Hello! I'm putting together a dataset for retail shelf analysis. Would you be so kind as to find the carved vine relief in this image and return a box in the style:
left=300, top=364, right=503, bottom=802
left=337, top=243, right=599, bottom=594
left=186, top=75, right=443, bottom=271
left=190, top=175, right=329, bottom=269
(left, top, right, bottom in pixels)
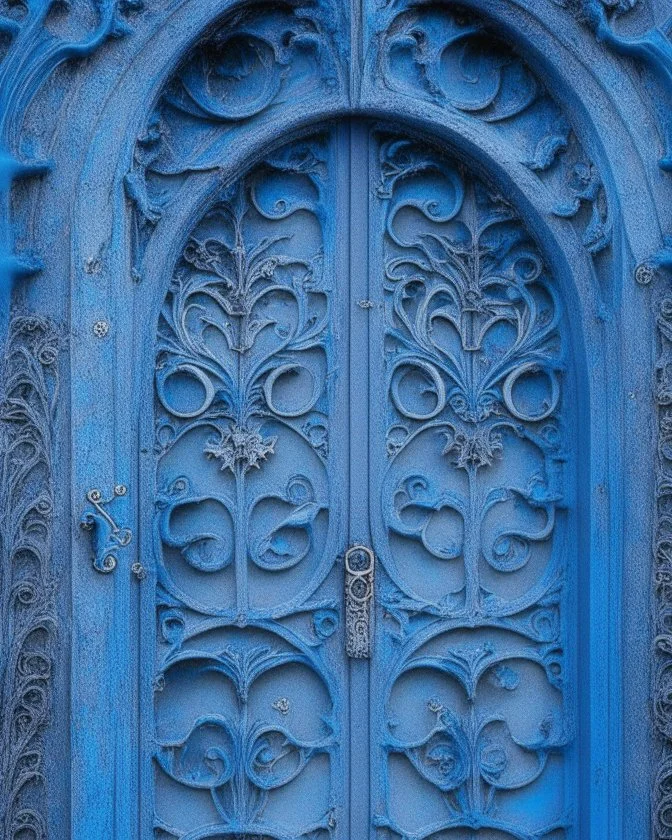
left=152, top=134, right=342, bottom=839
left=371, top=136, right=572, bottom=839
left=0, top=318, right=59, bottom=840
left=653, top=298, right=672, bottom=840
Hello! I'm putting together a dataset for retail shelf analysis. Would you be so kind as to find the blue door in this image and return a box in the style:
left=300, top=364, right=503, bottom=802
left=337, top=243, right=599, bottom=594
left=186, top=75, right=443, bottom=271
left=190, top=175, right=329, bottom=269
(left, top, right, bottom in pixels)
left=138, top=119, right=578, bottom=839
left=4, top=1, right=664, bottom=838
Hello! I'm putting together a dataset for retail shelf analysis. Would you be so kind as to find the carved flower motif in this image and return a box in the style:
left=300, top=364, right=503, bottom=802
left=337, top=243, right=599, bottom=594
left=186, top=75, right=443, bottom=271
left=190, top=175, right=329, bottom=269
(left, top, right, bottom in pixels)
left=205, top=424, right=277, bottom=474
left=442, top=427, right=503, bottom=470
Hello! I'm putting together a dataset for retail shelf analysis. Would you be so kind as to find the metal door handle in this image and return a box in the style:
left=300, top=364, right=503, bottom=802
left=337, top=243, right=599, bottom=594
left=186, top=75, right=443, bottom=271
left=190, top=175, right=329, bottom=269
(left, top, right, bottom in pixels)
left=345, top=544, right=374, bottom=658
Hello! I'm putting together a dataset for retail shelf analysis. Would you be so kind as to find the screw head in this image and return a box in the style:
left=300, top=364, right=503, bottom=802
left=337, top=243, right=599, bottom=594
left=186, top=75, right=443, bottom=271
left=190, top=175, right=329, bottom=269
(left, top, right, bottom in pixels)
left=635, top=263, right=655, bottom=285
left=131, top=562, right=146, bottom=580
left=93, top=320, right=110, bottom=338
left=114, top=484, right=127, bottom=496
left=102, top=555, right=117, bottom=572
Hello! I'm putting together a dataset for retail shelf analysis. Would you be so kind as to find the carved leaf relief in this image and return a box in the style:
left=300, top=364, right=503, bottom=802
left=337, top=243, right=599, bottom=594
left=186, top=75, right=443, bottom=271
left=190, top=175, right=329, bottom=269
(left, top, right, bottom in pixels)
left=152, top=133, right=343, bottom=839
left=372, top=135, right=574, bottom=838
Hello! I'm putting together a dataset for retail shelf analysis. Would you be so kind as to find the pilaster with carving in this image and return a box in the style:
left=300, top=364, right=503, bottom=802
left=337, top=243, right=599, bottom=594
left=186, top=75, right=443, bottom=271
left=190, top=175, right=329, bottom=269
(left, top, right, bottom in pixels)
left=0, top=317, right=59, bottom=840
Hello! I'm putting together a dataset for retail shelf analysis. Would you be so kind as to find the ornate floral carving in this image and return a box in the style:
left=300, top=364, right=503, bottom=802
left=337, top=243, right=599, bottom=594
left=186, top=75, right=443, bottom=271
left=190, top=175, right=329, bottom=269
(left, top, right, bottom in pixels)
left=152, top=135, right=340, bottom=838
left=205, top=423, right=277, bottom=474
left=373, top=136, right=571, bottom=837
left=0, top=317, right=59, bottom=840
left=374, top=3, right=611, bottom=256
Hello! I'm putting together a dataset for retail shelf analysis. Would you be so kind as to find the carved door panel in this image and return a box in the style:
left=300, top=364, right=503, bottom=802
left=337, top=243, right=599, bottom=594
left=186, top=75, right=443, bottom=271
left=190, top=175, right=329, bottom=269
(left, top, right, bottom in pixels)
left=141, top=121, right=576, bottom=839
left=147, top=127, right=348, bottom=840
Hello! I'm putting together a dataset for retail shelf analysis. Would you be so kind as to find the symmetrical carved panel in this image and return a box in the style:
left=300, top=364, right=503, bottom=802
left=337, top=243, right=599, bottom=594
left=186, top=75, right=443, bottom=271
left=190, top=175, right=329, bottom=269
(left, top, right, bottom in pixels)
left=152, top=132, right=344, bottom=839
left=370, top=135, right=573, bottom=838
left=0, top=317, right=59, bottom=840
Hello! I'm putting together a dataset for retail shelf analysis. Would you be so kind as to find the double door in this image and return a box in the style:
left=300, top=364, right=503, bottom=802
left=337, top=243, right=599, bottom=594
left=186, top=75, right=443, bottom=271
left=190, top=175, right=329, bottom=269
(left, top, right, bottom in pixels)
left=139, top=121, right=575, bottom=839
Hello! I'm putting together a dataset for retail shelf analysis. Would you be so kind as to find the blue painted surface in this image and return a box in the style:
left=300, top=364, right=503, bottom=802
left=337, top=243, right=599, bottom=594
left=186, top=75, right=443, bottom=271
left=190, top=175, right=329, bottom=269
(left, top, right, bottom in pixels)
left=1, top=0, right=671, bottom=838
left=144, top=114, right=576, bottom=837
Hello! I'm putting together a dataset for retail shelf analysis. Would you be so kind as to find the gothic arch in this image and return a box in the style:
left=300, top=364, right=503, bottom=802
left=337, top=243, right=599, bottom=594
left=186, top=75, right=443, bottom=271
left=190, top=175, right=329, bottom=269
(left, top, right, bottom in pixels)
left=61, top=4, right=663, bottom=838
left=1, top=1, right=668, bottom=838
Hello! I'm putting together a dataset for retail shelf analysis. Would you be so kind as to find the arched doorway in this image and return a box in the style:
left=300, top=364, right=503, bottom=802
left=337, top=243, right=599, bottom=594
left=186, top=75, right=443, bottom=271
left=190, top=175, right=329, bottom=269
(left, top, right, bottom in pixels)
left=144, top=120, right=579, bottom=839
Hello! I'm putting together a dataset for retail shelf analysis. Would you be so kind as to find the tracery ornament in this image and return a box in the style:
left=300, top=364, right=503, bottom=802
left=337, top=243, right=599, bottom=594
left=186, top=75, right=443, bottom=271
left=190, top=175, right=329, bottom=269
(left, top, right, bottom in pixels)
left=372, top=136, right=573, bottom=838
left=371, top=2, right=611, bottom=256
left=0, top=316, right=59, bottom=840
left=152, top=133, right=343, bottom=838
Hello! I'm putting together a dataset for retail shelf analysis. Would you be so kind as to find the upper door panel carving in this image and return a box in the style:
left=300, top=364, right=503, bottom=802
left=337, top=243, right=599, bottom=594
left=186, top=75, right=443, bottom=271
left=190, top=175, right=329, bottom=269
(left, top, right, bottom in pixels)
left=369, top=133, right=575, bottom=839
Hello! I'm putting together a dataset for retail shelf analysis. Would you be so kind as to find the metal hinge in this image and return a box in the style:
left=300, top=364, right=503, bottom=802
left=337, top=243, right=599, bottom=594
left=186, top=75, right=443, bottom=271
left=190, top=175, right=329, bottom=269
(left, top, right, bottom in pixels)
left=345, top=544, right=374, bottom=658
left=80, top=485, right=133, bottom=574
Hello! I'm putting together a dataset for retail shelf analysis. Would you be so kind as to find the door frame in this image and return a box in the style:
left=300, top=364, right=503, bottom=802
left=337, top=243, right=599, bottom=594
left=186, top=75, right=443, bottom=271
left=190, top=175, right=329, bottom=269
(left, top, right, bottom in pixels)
left=0, top=1, right=667, bottom=837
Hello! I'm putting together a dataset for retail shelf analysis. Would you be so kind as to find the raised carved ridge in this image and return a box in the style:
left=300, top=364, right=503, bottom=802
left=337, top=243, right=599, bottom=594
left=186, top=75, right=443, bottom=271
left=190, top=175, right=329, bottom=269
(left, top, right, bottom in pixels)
left=0, top=0, right=129, bottom=323
left=578, top=4, right=672, bottom=835
left=0, top=316, right=59, bottom=840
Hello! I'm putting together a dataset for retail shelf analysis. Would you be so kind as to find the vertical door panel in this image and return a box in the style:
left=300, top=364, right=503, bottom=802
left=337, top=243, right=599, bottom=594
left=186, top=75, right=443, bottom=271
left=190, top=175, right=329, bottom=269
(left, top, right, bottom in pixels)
left=146, top=130, right=348, bottom=839
left=369, top=132, right=577, bottom=838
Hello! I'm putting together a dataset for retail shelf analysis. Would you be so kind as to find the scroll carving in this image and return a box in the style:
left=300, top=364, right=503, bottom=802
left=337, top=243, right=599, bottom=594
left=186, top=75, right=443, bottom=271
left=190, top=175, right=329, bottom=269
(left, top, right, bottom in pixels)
left=0, top=317, right=59, bottom=840
left=372, top=136, right=573, bottom=838
left=152, top=133, right=343, bottom=839
left=126, top=1, right=346, bottom=277
left=374, top=3, right=611, bottom=256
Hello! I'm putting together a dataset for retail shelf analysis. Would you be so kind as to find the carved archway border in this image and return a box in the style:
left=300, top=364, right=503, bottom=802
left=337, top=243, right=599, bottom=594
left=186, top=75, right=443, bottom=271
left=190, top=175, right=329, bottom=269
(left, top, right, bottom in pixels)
left=0, top=1, right=664, bottom=837
left=64, top=4, right=662, bottom=838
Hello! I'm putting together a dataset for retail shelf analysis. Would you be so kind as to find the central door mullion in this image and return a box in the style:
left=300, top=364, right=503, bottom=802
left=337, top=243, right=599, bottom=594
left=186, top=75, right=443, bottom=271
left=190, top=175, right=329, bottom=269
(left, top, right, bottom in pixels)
left=346, top=119, right=372, bottom=839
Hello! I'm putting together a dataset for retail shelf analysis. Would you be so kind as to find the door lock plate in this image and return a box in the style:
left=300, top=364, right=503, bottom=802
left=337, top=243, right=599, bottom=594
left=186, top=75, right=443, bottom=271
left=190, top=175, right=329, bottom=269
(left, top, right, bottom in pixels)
left=345, top=544, right=374, bottom=658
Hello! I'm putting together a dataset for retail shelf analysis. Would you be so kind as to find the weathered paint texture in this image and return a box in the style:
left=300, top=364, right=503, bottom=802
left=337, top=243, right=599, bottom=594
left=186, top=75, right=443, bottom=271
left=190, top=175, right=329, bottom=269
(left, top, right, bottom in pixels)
left=0, top=0, right=671, bottom=838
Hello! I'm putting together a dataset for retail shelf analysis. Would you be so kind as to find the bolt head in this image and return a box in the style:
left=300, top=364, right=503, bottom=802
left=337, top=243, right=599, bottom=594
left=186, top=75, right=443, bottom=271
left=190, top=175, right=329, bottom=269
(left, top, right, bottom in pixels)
left=102, top=555, right=117, bottom=572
